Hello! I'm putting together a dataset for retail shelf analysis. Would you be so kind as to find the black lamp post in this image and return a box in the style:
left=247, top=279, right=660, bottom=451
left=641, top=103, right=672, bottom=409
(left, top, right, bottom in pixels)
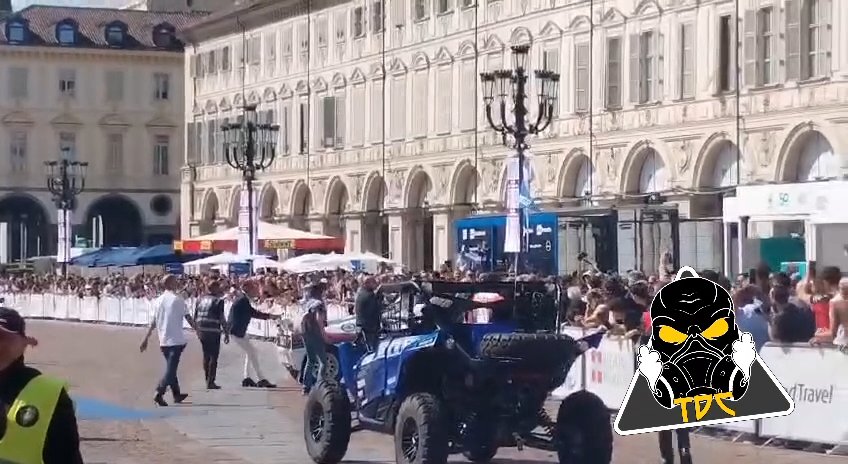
left=45, top=149, right=88, bottom=276
left=480, top=45, right=560, bottom=272
left=221, top=104, right=279, bottom=256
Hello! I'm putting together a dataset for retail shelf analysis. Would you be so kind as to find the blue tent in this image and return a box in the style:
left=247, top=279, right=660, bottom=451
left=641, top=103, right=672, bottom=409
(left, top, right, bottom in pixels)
left=135, top=244, right=206, bottom=265
left=69, top=248, right=134, bottom=267
left=93, top=248, right=142, bottom=267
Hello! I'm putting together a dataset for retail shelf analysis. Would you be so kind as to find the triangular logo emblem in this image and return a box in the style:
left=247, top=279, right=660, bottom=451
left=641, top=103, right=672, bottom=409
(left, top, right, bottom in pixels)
left=614, top=267, right=795, bottom=435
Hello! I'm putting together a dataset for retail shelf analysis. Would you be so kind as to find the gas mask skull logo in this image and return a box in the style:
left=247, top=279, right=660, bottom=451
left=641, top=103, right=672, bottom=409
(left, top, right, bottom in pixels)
left=638, top=267, right=756, bottom=409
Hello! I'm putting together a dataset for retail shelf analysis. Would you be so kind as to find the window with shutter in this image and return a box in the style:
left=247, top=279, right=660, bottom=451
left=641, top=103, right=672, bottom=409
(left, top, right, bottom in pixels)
left=743, top=10, right=757, bottom=87
left=298, top=22, right=309, bottom=51
left=391, top=76, right=407, bottom=140
left=322, top=96, right=336, bottom=148
left=436, top=0, right=451, bottom=14
left=393, top=0, right=406, bottom=27
left=679, top=23, right=695, bottom=99
left=717, top=15, right=734, bottom=92
left=221, top=46, right=231, bottom=71
left=315, top=95, right=326, bottom=149
left=105, top=70, right=124, bottom=102
left=351, top=85, right=366, bottom=146
left=574, top=43, right=590, bottom=113
left=413, top=70, right=428, bottom=136
left=799, top=0, right=832, bottom=79
left=628, top=35, right=639, bottom=103
left=207, top=50, right=217, bottom=74
left=299, top=101, right=309, bottom=153
left=206, top=119, right=217, bottom=164
left=217, top=118, right=228, bottom=163
left=335, top=11, right=347, bottom=42
left=414, top=0, right=430, bottom=21
left=756, top=7, right=775, bottom=85
left=317, top=17, right=329, bottom=47
left=107, top=133, right=123, bottom=173
left=435, top=65, right=452, bottom=134
left=353, top=7, right=365, bottom=38
left=186, top=123, right=196, bottom=164
left=459, top=59, right=475, bottom=130
left=282, top=28, right=293, bottom=56
left=606, top=37, right=622, bottom=108
left=638, top=31, right=656, bottom=103
left=371, top=80, right=385, bottom=143
left=280, top=105, right=291, bottom=154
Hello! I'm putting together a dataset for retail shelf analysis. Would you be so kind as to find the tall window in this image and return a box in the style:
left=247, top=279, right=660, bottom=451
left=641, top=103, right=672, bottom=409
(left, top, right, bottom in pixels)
left=265, top=32, right=277, bottom=76
left=436, top=0, right=451, bottom=14
left=59, top=69, right=76, bottom=98
left=153, top=73, right=170, bottom=100
left=352, top=7, right=365, bottom=38
left=679, top=23, right=695, bottom=99
left=435, top=65, right=452, bottom=134
left=412, top=69, right=428, bottom=136
left=574, top=43, right=590, bottom=113
left=414, top=0, right=430, bottom=21
left=106, top=133, right=123, bottom=172
left=59, top=132, right=76, bottom=160
left=206, top=119, right=217, bottom=164
left=8, top=67, right=28, bottom=99
left=371, top=79, right=384, bottom=143
left=321, top=95, right=345, bottom=148
left=10, top=131, right=26, bottom=173
left=280, top=103, right=291, bottom=154
left=7, top=22, right=25, bottom=43
left=458, top=59, right=475, bottom=130
left=787, top=0, right=832, bottom=81
left=316, top=17, right=328, bottom=47
left=630, top=31, right=662, bottom=104
left=606, top=37, right=622, bottom=109
left=390, top=76, right=406, bottom=140
left=717, top=15, right=734, bottom=92
left=542, top=48, right=560, bottom=116
left=153, top=135, right=170, bottom=176
left=105, top=70, right=124, bottom=102
left=745, top=7, right=776, bottom=87
left=350, top=85, right=366, bottom=146
left=372, top=1, right=385, bottom=34
left=57, top=24, right=75, bottom=44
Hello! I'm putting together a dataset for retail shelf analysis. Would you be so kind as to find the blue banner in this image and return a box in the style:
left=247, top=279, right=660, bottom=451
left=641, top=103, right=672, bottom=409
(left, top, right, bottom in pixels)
left=163, top=263, right=184, bottom=275
left=525, top=214, right=556, bottom=275
left=228, top=262, right=251, bottom=276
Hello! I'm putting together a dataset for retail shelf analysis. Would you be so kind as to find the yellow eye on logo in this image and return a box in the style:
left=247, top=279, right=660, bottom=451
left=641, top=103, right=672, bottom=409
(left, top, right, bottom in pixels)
left=702, top=318, right=729, bottom=339
left=658, top=325, right=687, bottom=344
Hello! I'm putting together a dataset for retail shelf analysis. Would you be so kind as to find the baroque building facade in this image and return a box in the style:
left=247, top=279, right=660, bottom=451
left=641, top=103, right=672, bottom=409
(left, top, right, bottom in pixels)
left=181, top=0, right=848, bottom=274
left=0, top=6, right=202, bottom=262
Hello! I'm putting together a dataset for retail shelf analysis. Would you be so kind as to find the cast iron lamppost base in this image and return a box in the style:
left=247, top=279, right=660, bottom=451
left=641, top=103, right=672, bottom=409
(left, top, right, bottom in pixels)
left=480, top=45, right=560, bottom=274
left=45, top=149, right=87, bottom=276
left=221, top=104, right=279, bottom=257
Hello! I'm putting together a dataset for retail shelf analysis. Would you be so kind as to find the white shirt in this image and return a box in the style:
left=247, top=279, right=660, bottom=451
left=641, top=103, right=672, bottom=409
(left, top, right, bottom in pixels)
left=154, top=290, right=188, bottom=347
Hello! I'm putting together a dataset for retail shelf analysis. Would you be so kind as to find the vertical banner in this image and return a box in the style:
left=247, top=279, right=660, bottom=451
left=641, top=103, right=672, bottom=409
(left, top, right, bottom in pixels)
left=502, top=152, right=536, bottom=254
left=237, top=185, right=259, bottom=256
left=57, top=209, right=71, bottom=264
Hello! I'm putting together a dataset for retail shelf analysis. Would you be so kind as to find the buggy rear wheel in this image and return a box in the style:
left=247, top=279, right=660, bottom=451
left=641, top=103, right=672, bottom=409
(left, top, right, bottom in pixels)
left=394, top=393, right=449, bottom=464
left=304, top=381, right=351, bottom=464
left=480, top=333, right=577, bottom=370
left=555, top=390, right=612, bottom=464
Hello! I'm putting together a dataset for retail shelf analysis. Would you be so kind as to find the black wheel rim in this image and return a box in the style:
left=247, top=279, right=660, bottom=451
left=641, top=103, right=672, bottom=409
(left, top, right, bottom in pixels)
left=400, top=417, right=419, bottom=462
left=309, top=403, right=325, bottom=442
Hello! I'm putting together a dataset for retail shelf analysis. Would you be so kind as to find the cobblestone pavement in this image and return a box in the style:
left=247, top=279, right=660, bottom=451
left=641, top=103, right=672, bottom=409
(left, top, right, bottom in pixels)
left=23, top=320, right=848, bottom=464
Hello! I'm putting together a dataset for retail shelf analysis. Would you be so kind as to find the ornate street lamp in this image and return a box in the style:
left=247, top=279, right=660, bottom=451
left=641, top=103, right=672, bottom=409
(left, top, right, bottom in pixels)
left=480, top=44, right=560, bottom=272
left=221, top=104, right=279, bottom=256
left=45, top=149, right=88, bottom=275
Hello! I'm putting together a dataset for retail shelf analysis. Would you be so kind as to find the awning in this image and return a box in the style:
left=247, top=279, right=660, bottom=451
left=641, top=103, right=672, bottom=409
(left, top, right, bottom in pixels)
left=176, top=221, right=344, bottom=253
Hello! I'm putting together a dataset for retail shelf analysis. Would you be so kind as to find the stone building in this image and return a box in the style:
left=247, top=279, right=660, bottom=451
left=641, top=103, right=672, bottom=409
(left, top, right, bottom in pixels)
left=181, top=0, right=848, bottom=274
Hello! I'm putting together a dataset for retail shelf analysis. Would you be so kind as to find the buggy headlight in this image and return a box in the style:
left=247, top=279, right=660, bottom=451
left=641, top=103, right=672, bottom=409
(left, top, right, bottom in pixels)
left=445, top=337, right=456, bottom=350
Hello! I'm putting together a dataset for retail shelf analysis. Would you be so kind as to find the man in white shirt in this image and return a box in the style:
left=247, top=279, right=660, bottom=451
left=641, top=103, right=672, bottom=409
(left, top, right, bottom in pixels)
left=140, top=275, right=197, bottom=406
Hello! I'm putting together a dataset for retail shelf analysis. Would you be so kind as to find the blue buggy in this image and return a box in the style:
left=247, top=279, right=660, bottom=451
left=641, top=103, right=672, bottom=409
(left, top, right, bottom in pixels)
left=303, top=280, right=612, bottom=464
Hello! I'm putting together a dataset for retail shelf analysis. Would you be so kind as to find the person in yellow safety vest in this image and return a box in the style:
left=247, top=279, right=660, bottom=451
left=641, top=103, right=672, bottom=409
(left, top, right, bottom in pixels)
left=0, top=308, right=83, bottom=464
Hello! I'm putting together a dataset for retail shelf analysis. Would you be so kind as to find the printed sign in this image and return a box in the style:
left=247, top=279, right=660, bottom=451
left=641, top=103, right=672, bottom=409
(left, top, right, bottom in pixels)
left=614, top=267, right=794, bottom=435
left=163, top=263, right=184, bottom=275
left=457, top=226, right=492, bottom=272
left=228, top=262, right=251, bottom=276
left=525, top=221, right=555, bottom=275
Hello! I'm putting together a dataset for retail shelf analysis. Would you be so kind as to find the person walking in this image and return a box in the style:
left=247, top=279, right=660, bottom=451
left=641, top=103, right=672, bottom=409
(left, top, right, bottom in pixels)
left=301, top=282, right=329, bottom=395
left=228, top=280, right=276, bottom=388
left=0, top=307, right=83, bottom=463
left=193, top=279, right=229, bottom=390
left=140, top=275, right=197, bottom=406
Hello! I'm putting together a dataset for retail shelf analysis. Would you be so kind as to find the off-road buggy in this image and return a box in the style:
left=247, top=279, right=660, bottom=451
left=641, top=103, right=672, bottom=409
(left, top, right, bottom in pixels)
left=303, top=280, right=612, bottom=464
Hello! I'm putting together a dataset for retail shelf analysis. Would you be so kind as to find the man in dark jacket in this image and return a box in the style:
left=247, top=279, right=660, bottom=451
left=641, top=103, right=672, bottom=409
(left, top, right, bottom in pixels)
left=194, top=279, right=229, bottom=389
left=0, top=308, right=83, bottom=463
left=354, top=275, right=382, bottom=350
left=228, top=280, right=276, bottom=388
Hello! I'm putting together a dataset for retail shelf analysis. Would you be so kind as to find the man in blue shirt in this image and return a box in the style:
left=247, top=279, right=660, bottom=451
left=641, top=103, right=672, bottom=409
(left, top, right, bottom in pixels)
left=228, top=280, right=276, bottom=388
left=734, top=285, right=770, bottom=352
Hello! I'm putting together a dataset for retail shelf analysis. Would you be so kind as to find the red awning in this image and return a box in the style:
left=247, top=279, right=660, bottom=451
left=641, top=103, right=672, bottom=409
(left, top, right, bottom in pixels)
left=175, top=221, right=344, bottom=253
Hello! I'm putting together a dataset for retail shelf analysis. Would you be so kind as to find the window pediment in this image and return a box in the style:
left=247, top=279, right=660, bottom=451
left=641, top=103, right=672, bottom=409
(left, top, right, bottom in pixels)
left=2, top=110, right=33, bottom=126
left=50, top=113, right=83, bottom=127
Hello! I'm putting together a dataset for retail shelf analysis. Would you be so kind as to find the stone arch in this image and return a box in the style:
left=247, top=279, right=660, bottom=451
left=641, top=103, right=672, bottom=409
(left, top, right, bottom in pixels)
left=568, top=15, right=592, bottom=31
left=620, top=140, right=672, bottom=194
left=290, top=180, right=312, bottom=217
left=233, top=93, right=244, bottom=107
left=539, top=21, right=562, bottom=39
left=601, top=7, right=627, bottom=24
left=693, top=133, right=739, bottom=188
left=263, top=87, right=277, bottom=102
left=350, top=67, right=366, bottom=84
left=557, top=149, right=593, bottom=198
left=84, top=194, right=143, bottom=247
left=0, top=194, right=50, bottom=260
left=450, top=160, right=480, bottom=205
left=457, top=40, right=476, bottom=57
left=404, top=166, right=433, bottom=209
left=482, top=33, right=504, bottom=53
left=510, top=26, right=532, bottom=46
left=389, top=57, right=407, bottom=74
left=258, top=183, right=279, bottom=220
left=370, top=62, right=385, bottom=78
left=775, top=122, right=842, bottom=182
left=362, top=171, right=386, bottom=212
left=331, top=72, right=346, bottom=88
left=411, top=52, right=430, bottom=70
left=228, top=184, right=242, bottom=224
left=325, top=177, right=349, bottom=216
left=434, top=46, right=454, bottom=64
left=201, top=189, right=219, bottom=222
left=633, top=0, right=662, bottom=16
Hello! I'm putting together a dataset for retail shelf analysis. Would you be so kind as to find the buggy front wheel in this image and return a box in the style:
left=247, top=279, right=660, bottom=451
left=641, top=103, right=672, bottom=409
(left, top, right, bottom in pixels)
left=304, top=381, right=351, bottom=464
left=555, top=390, right=612, bottom=464
left=394, top=393, right=449, bottom=464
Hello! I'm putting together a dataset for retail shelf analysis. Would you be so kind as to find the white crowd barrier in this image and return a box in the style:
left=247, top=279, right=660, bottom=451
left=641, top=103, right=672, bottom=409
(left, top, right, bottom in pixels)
left=6, top=293, right=844, bottom=447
